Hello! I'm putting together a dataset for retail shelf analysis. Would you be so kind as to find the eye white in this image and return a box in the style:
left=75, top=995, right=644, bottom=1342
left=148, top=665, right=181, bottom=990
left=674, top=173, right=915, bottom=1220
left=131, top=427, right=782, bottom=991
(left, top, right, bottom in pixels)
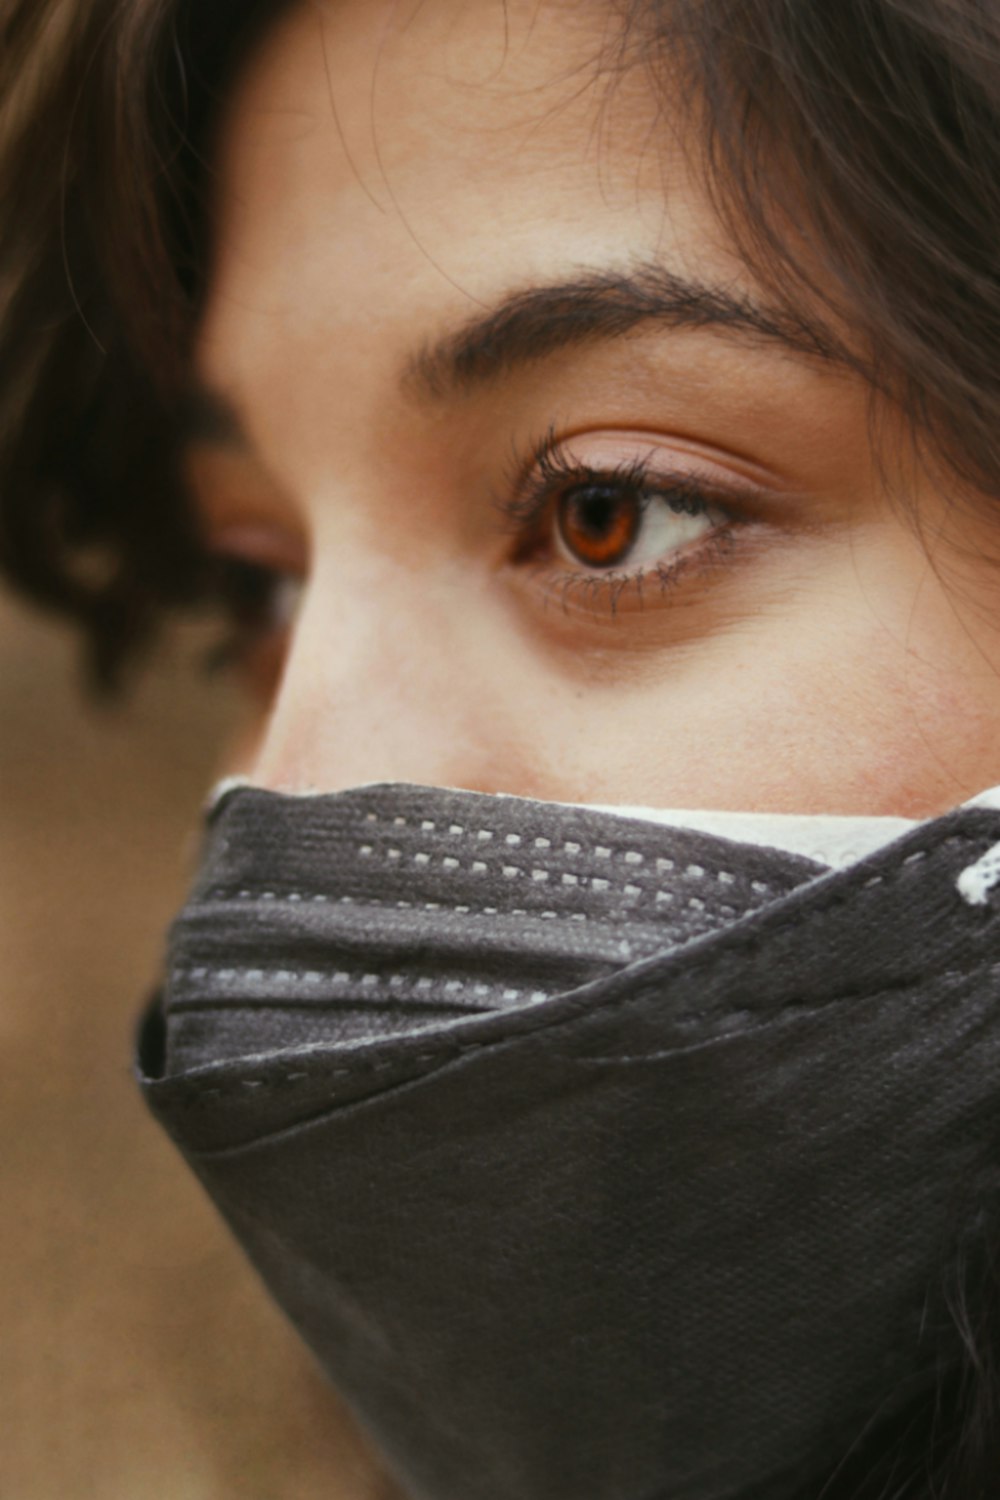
left=626, top=497, right=720, bottom=567
left=268, top=573, right=305, bottom=630
left=552, top=490, right=722, bottom=570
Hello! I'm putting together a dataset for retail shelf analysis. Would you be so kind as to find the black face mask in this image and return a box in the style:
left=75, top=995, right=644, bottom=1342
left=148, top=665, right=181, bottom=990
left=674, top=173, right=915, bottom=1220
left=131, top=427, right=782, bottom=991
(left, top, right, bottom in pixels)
left=138, top=783, right=1000, bottom=1500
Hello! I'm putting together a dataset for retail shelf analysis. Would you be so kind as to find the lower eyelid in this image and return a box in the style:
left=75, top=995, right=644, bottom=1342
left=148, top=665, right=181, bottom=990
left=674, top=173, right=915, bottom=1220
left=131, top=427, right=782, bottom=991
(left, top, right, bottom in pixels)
left=519, top=520, right=747, bottom=622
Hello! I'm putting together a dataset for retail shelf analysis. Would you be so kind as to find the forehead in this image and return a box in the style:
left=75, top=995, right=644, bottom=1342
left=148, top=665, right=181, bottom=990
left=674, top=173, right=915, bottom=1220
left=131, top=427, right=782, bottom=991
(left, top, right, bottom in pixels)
left=197, top=0, right=746, bottom=409
left=213, top=0, right=663, bottom=212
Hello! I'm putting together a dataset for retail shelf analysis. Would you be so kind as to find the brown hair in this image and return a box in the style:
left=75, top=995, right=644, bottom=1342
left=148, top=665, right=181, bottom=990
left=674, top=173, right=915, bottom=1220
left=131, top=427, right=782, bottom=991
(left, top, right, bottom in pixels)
left=3, top=0, right=1000, bottom=681
left=0, top=0, right=280, bottom=682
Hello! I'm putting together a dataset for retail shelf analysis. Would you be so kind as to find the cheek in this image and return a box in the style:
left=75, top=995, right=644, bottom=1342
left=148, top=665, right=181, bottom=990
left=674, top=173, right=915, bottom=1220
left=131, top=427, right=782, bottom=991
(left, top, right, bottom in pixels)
left=497, top=538, right=1000, bottom=817
left=211, top=460, right=1000, bottom=817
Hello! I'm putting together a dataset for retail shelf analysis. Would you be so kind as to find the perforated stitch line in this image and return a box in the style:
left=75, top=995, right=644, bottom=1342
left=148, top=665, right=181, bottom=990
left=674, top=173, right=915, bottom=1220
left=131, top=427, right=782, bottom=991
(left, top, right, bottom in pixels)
left=352, top=839, right=762, bottom=895
left=170, top=833, right=985, bottom=1109
left=167, top=963, right=988, bottom=1110
left=205, top=888, right=703, bottom=927
left=175, top=964, right=541, bottom=1003
left=186, top=952, right=994, bottom=1109
left=203, top=882, right=773, bottom=924
left=347, top=809, right=768, bottom=884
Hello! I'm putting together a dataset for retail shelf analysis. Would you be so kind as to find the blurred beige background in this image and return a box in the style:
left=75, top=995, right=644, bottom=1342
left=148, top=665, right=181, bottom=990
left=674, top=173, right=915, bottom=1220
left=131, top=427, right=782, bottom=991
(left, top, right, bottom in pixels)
left=0, top=587, right=392, bottom=1499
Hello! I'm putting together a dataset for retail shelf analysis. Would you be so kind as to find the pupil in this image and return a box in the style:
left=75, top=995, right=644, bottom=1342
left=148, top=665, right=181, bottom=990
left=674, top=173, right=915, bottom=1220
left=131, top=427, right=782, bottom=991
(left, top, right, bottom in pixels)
left=574, top=488, right=619, bottom=537
left=559, top=483, right=640, bottom=568
left=210, top=556, right=275, bottom=627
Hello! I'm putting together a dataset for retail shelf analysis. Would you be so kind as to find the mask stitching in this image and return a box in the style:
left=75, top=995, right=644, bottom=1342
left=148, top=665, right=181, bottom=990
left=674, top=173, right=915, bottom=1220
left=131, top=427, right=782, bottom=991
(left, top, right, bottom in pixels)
left=197, top=889, right=752, bottom=922
left=350, top=811, right=766, bottom=883
left=173, top=951, right=983, bottom=1013
left=357, top=806, right=718, bottom=852
left=355, top=844, right=744, bottom=890
left=165, top=962, right=987, bottom=1106
left=161, top=834, right=994, bottom=1108
left=173, top=965, right=549, bottom=1004
left=203, top=866, right=768, bottom=903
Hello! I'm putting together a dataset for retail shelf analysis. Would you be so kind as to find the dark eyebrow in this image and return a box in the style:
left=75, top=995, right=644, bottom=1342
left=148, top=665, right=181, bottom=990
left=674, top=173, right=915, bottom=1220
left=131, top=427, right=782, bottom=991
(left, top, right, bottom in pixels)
left=181, top=264, right=845, bottom=444
left=405, top=263, right=844, bottom=400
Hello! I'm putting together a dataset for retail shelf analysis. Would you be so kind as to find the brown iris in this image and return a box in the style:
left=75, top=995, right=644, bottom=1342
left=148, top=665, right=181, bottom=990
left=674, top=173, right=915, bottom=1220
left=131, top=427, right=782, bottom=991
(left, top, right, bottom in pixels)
left=556, top=482, right=643, bottom=568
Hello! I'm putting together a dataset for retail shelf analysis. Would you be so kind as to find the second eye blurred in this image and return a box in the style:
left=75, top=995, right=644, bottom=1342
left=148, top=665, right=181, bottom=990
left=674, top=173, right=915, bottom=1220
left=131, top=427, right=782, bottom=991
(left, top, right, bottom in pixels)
left=203, top=553, right=303, bottom=701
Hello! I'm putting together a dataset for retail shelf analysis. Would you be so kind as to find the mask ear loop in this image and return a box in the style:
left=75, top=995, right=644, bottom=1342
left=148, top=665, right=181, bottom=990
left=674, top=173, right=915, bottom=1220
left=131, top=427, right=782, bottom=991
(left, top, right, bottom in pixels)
left=956, top=842, right=1000, bottom=906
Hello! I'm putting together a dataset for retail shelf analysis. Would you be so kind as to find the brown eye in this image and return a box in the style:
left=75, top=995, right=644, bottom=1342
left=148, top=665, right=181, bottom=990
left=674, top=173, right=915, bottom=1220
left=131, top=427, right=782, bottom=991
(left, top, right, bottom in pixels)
left=209, top=555, right=282, bottom=632
left=556, top=482, right=643, bottom=568
left=202, top=554, right=303, bottom=704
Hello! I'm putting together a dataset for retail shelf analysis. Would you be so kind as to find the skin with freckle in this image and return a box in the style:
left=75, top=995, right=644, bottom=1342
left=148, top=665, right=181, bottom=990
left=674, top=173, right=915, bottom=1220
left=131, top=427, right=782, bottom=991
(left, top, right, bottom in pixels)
left=190, top=0, right=1000, bottom=817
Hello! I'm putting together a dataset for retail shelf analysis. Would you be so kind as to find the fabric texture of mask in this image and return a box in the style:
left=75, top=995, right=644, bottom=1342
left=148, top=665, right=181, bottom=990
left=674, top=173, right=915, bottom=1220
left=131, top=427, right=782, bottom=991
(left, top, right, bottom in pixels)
left=138, top=783, right=1000, bottom=1500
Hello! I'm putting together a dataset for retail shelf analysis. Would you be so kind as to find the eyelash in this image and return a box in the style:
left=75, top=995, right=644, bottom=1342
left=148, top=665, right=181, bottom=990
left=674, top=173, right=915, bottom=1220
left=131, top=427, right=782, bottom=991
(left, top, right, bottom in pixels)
left=495, top=430, right=749, bottom=612
left=199, top=431, right=758, bottom=670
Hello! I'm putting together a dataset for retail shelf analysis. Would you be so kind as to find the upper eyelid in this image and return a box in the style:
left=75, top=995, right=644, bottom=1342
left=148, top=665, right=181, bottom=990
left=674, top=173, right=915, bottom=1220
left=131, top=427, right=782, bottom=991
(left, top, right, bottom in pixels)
left=496, top=436, right=758, bottom=527
left=190, top=427, right=764, bottom=553
left=505, top=425, right=777, bottom=493
left=512, top=414, right=796, bottom=486
left=184, top=443, right=304, bottom=532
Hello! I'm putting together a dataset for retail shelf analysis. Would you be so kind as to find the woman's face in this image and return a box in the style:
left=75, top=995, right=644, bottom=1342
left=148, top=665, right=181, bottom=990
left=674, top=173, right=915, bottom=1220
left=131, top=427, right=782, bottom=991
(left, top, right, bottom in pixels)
left=190, top=0, right=1000, bottom=816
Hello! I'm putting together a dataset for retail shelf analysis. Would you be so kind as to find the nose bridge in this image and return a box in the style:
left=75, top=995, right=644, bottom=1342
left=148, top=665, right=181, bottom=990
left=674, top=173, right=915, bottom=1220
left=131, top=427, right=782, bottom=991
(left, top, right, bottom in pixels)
left=249, top=555, right=484, bottom=794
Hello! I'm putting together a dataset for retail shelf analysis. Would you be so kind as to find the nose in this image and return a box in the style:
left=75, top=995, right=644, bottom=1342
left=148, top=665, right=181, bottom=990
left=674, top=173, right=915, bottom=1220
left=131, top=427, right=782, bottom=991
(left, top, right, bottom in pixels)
left=245, top=550, right=530, bottom=798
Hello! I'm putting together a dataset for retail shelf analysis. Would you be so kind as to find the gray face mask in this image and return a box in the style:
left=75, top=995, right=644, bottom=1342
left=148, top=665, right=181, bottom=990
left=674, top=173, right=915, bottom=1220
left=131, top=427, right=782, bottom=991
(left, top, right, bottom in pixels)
left=138, top=782, right=1000, bottom=1500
